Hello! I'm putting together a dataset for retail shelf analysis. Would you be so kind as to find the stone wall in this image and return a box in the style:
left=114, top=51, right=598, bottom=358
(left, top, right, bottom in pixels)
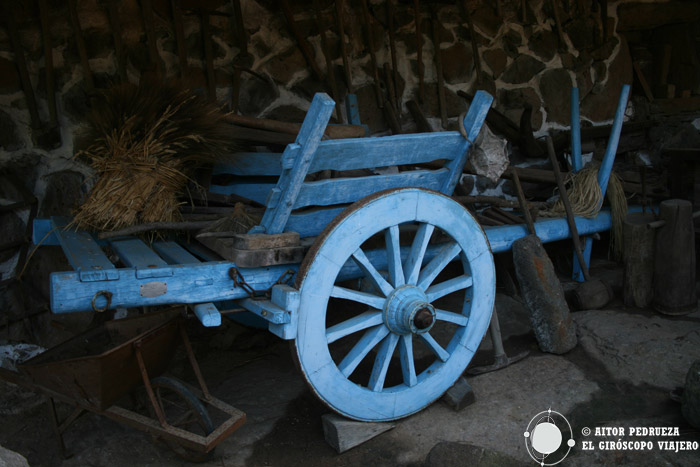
left=0, top=0, right=699, bottom=283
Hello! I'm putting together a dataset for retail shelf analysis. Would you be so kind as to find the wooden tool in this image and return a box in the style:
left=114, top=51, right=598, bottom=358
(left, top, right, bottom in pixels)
left=414, top=0, right=425, bottom=103
left=511, top=168, right=536, bottom=235
left=386, top=0, right=400, bottom=112
left=360, top=0, right=383, bottom=108
left=334, top=0, right=353, bottom=93
left=313, top=0, right=342, bottom=121
left=68, top=0, right=95, bottom=94
left=224, top=113, right=366, bottom=139
left=431, top=5, right=448, bottom=129
left=106, top=0, right=128, bottom=82
left=545, top=135, right=590, bottom=281
left=280, top=0, right=323, bottom=82
left=229, top=0, right=253, bottom=113
left=459, top=0, right=482, bottom=84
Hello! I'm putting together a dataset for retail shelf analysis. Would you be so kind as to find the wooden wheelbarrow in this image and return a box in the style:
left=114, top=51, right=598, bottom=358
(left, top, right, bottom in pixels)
left=0, top=310, right=245, bottom=461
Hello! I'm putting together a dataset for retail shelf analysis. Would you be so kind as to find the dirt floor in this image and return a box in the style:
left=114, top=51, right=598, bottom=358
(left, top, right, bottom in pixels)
left=1, top=260, right=700, bottom=466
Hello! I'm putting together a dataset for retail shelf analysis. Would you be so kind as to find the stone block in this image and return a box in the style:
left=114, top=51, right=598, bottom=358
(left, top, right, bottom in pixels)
left=442, top=377, right=476, bottom=411
left=321, top=413, right=394, bottom=454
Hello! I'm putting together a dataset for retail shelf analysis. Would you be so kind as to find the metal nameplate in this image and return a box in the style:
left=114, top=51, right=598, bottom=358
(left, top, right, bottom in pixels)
left=140, top=281, right=167, bottom=298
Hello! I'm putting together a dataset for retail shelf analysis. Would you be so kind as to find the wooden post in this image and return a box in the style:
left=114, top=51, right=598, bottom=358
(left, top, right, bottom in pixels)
left=360, top=0, right=383, bottom=108
left=431, top=5, right=448, bottom=129
left=334, top=0, right=354, bottom=93
left=313, top=0, right=342, bottom=121
left=653, top=199, right=697, bottom=315
left=622, top=212, right=656, bottom=308
left=414, top=0, right=425, bottom=104
left=106, top=0, right=127, bottom=82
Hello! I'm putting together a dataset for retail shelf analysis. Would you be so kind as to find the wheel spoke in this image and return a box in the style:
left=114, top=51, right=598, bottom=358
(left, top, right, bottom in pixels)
left=369, top=333, right=399, bottom=392
left=352, top=247, right=394, bottom=297
left=384, top=225, right=405, bottom=287
left=425, top=274, right=473, bottom=302
left=403, top=223, right=435, bottom=285
left=331, top=286, right=385, bottom=309
left=417, top=242, right=461, bottom=291
left=326, top=310, right=384, bottom=344
left=435, top=308, right=469, bottom=326
left=398, top=335, right=417, bottom=387
left=337, top=325, right=390, bottom=377
left=419, top=332, right=450, bottom=362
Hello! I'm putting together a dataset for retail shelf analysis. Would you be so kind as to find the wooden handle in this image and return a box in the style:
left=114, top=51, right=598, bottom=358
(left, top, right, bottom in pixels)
left=224, top=114, right=365, bottom=139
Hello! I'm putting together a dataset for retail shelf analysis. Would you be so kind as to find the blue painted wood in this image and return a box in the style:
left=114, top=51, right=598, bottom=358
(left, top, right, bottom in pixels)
left=213, top=152, right=283, bottom=177
left=293, top=169, right=449, bottom=209
left=33, top=218, right=59, bottom=245
left=285, top=206, right=346, bottom=237
left=110, top=238, right=172, bottom=279
left=49, top=261, right=299, bottom=313
left=293, top=187, right=495, bottom=421
left=236, top=297, right=290, bottom=324
left=268, top=284, right=300, bottom=338
left=255, top=93, right=336, bottom=234
left=193, top=303, right=221, bottom=327
left=209, top=179, right=275, bottom=205
left=52, top=218, right=118, bottom=282
left=571, top=87, right=582, bottom=172
left=345, top=93, right=362, bottom=126
left=441, top=90, right=493, bottom=195
left=153, top=241, right=200, bottom=264
left=572, top=84, right=630, bottom=282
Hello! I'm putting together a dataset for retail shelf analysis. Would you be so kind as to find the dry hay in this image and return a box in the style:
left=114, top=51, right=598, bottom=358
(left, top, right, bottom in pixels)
left=541, top=164, right=628, bottom=261
left=72, top=81, right=236, bottom=232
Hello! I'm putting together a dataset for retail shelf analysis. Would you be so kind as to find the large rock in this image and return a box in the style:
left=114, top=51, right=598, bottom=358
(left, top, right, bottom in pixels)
left=500, top=55, right=545, bottom=84
left=482, top=48, right=507, bottom=78
left=441, top=42, right=473, bottom=84
left=497, top=87, right=543, bottom=130
left=682, top=360, right=700, bottom=429
left=512, top=235, right=577, bottom=354
left=266, top=47, right=307, bottom=85
left=0, top=445, right=29, bottom=467
left=581, top=36, right=633, bottom=122
left=238, top=74, right=280, bottom=116
left=539, top=68, right=573, bottom=124
left=528, top=29, right=558, bottom=62
left=424, top=442, right=523, bottom=467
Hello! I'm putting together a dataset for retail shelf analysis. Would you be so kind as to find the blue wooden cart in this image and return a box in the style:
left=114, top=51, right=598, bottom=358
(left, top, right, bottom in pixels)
left=34, top=89, right=631, bottom=422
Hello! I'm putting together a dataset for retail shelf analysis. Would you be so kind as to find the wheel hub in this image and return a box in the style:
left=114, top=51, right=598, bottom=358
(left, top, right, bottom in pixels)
left=383, top=285, right=436, bottom=335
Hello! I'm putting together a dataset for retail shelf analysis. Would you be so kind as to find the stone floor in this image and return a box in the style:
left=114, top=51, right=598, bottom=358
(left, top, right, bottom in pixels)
left=1, top=274, right=699, bottom=466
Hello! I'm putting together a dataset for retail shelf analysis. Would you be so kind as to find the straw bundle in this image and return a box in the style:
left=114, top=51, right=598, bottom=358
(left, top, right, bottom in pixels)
left=73, top=81, right=235, bottom=232
left=541, top=164, right=628, bottom=261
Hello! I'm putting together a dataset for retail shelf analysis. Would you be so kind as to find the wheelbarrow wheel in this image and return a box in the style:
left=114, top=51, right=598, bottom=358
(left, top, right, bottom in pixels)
left=293, top=188, right=495, bottom=421
left=149, top=376, right=215, bottom=463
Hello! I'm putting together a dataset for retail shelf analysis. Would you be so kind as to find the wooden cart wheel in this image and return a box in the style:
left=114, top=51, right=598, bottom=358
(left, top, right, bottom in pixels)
left=294, top=187, right=495, bottom=421
left=149, top=376, right=215, bottom=462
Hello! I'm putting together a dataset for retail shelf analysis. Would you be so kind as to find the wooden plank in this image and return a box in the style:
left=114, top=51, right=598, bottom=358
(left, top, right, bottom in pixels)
left=110, top=238, right=171, bottom=279
left=209, top=179, right=275, bottom=205
left=49, top=261, right=298, bottom=313
left=255, top=93, right=336, bottom=234
left=153, top=241, right=200, bottom=264
left=345, top=94, right=362, bottom=126
left=441, top=90, right=492, bottom=194
left=285, top=206, right=347, bottom=238
left=192, top=303, right=221, bottom=327
left=215, top=132, right=470, bottom=177
left=54, top=224, right=118, bottom=282
left=236, top=298, right=290, bottom=324
left=293, top=169, right=450, bottom=209
left=231, top=232, right=300, bottom=250
left=633, top=61, right=654, bottom=103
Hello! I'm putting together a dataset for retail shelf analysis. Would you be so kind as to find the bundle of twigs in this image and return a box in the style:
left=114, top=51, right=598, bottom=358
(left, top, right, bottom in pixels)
left=72, top=81, right=235, bottom=232
left=541, top=164, right=628, bottom=260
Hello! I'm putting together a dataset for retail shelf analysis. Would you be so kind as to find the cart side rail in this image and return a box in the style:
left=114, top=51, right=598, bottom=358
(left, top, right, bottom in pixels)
left=211, top=91, right=493, bottom=237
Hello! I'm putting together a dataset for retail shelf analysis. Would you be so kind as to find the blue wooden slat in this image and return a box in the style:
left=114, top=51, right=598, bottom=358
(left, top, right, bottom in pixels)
left=110, top=238, right=172, bottom=278
left=256, top=93, right=336, bottom=234
left=153, top=241, right=200, bottom=264
left=570, top=87, right=582, bottom=172
left=193, top=303, right=221, bottom=327
left=213, top=152, right=283, bottom=177
left=236, top=298, right=290, bottom=324
left=209, top=180, right=275, bottom=205
left=33, top=218, right=59, bottom=245
left=293, top=169, right=449, bottom=209
left=285, top=206, right=346, bottom=237
left=441, top=90, right=493, bottom=195
left=52, top=219, right=118, bottom=282
left=345, top=93, right=362, bottom=126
